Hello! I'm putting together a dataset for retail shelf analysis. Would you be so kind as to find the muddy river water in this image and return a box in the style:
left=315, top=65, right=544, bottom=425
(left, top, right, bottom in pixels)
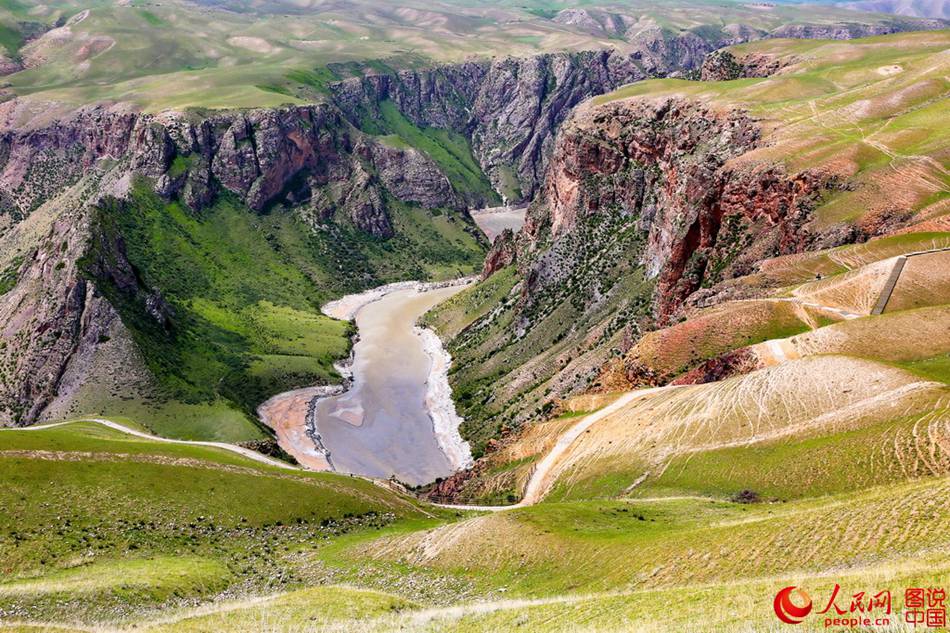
left=469, top=206, right=527, bottom=242
left=315, top=284, right=472, bottom=486
left=259, top=282, right=474, bottom=486
left=258, top=209, right=525, bottom=486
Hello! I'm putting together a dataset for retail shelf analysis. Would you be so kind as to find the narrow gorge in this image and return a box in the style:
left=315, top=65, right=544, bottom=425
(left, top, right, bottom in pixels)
left=0, top=19, right=942, bottom=481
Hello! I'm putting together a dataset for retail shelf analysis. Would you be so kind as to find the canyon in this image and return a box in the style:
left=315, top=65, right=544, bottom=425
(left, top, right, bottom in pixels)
left=0, top=0, right=947, bottom=627
left=1, top=16, right=938, bottom=430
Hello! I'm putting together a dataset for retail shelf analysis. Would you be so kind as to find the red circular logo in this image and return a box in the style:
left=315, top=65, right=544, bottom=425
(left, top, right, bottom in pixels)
left=774, top=586, right=813, bottom=624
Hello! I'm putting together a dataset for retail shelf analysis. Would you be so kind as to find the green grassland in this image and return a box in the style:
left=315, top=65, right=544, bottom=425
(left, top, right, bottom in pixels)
left=367, top=100, right=499, bottom=204
left=898, top=352, right=950, bottom=383
left=639, top=401, right=950, bottom=501
left=77, top=180, right=483, bottom=441
left=1, top=0, right=936, bottom=111
left=4, top=418, right=950, bottom=630
left=423, top=265, right=519, bottom=339
left=3, top=17, right=950, bottom=633
left=0, top=421, right=434, bottom=623
left=292, top=478, right=950, bottom=632
left=19, top=557, right=943, bottom=632
left=757, top=231, right=950, bottom=287
left=430, top=209, right=655, bottom=456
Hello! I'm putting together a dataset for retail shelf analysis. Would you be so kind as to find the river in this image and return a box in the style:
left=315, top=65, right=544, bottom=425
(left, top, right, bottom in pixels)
left=258, top=281, right=474, bottom=486
left=469, top=206, right=527, bottom=242
left=257, top=207, right=526, bottom=485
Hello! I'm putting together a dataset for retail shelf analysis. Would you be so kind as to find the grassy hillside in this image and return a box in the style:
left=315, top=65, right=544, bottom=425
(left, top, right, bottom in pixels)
left=4, top=24, right=950, bottom=633
left=6, top=245, right=950, bottom=630
left=427, top=209, right=655, bottom=456
left=76, top=181, right=483, bottom=442
left=471, top=252, right=950, bottom=504
left=50, top=555, right=947, bottom=632
left=368, top=101, right=499, bottom=204
left=5, top=422, right=950, bottom=631
left=1, top=0, right=934, bottom=111
left=0, top=421, right=433, bottom=623
left=353, top=480, right=950, bottom=597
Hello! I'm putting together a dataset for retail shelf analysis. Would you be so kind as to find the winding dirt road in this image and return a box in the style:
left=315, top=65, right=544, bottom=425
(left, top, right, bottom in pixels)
left=438, top=252, right=946, bottom=513
left=2, top=418, right=300, bottom=471
left=12, top=248, right=943, bottom=514
left=437, top=385, right=679, bottom=512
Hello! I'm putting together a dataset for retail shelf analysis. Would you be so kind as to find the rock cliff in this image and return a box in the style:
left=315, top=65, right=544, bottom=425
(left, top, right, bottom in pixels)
left=327, top=18, right=941, bottom=204
left=521, top=96, right=824, bottom=321
left=0, top=102, right=462, bottom=239
left=0, top=101, right=472, bottom=424
left=0, top=17, right=941, bottom=429
left=700, top=49, right=792, bottom=81
left=442, top=94, right=832, bottom=450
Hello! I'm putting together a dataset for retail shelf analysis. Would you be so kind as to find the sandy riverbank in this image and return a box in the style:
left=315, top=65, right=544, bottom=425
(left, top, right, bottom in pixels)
left=322, top=277, right=475, bottom=322
left=256, top=385, right=341, bottom=471
left=416, top=325, right=474, bottom=471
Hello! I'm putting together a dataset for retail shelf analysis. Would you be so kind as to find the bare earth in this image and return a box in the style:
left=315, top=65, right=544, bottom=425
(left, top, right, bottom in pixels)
left=257, top=386, right=338, bottom=471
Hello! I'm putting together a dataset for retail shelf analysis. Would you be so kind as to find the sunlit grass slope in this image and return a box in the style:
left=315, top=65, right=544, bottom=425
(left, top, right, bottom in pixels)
left=0, top=420, right=432, bottom=622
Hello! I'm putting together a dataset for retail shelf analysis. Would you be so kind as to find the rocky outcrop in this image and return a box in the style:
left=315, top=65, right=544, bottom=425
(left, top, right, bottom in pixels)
left=700, top=50, right=791, bottom=81
left=670, top=347, right=761, bottom=385
left=358, top=139, right=462, bottom=213
left=0, top=207, right=109, bottom=424
left=327, top=17, right=942, bottom=205
left=0, top=54, right=23, bottom=76
left=527, top=96, right=823, bottom=321
left=436, top=94, right=830, bottom=445
left=329, top=27, right=789, bottom=205
left=481, top=229, right=517, bottom=279
left=0, top=102, right=463, bottom=237
left=329, top=50, right=646, bottom=205
left=771, top=19, right=946, bottom=39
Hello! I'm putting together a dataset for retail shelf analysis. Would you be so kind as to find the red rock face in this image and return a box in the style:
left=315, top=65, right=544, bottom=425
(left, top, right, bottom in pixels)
left=481, top=229, right=517, bottom=279
left=670, top=347, right=761, bottom=386
left=526, top=96, right=826, bottom=322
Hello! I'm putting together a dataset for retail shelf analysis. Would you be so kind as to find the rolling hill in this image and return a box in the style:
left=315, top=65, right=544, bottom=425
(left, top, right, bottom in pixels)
left=0, top=7, right=948, bottom=633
